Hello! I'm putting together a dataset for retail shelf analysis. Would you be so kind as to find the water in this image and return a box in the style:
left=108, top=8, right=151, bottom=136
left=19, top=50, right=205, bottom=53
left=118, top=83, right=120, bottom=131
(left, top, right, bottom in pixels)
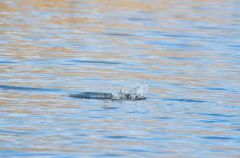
left=0, top=0, right=240, bottom=157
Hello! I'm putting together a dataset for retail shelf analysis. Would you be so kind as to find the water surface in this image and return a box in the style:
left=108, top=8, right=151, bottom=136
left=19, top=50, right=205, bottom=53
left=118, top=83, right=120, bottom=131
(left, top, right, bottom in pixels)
left=0, top=0, right=240, bottom=157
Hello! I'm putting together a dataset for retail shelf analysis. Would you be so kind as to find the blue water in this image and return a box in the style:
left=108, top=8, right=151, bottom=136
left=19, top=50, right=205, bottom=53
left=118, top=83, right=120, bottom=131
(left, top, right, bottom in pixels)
left=0, top=0, right=240, bottom=157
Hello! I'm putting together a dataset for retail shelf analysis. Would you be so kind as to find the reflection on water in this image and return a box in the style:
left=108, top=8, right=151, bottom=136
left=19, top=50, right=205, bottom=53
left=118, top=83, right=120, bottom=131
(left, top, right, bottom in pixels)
left=0, top=0, right=240, bottom=157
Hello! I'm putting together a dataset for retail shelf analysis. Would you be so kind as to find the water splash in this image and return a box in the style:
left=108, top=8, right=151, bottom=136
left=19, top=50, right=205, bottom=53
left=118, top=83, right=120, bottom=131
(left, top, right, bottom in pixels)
left=70, top=84, right=149, bottom=101
left=113, top=84, right=149, bottom=100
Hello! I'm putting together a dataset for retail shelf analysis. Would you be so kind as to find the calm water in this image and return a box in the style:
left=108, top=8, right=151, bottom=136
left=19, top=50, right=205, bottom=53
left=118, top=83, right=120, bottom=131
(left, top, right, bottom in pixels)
left=0, top=0, right=240, bottom=157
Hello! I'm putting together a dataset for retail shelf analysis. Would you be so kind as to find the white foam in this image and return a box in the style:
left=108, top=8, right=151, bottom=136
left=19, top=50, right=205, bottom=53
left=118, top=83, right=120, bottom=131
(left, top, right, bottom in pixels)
left=113, top=84, right=149, bottom=100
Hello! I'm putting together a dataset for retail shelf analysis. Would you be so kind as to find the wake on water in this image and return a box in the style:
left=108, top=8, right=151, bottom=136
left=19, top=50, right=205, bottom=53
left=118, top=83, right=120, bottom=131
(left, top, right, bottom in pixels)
left=0, top=84, right=149, bottom=101
left=70, top=84, right=149, bottom=101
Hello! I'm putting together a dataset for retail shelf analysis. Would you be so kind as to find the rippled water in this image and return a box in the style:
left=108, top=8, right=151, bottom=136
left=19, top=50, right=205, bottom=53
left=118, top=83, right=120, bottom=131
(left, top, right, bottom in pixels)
left=0, top=0, right=240, bottom=157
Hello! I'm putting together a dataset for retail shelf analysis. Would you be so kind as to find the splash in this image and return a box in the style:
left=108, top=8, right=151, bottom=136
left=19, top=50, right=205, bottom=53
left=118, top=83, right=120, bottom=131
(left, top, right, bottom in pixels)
left=113, top=84, right=149, bottom=100
left=70, top=84, right=149, bottom=101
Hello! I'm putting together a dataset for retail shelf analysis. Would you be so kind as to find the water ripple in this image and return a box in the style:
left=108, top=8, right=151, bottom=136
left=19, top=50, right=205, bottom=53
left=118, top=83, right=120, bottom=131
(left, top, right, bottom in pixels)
left=0, top=0, right=239, bottom=157
left=0, top=85, right=62, bottom=93
left=163, top=98, right=208, bottom=103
